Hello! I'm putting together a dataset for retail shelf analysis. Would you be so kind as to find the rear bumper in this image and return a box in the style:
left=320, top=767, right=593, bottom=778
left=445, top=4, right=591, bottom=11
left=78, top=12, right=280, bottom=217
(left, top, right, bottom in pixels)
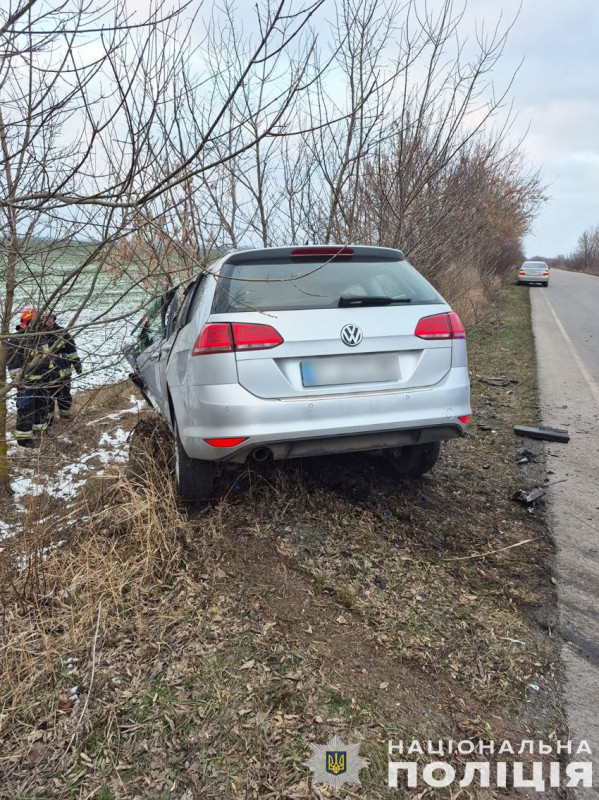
left=174, top=367, right=471, bottom=462
left=224, top=423, right=463, bottom=461
left=518, top=274, right=549, bottom=284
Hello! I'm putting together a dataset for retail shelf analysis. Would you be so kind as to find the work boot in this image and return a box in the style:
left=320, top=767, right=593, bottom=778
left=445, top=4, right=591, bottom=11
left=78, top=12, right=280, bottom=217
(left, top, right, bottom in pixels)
left=17, top=439, right=39, bottom=449
left=59, top=410, right=71, bottom=419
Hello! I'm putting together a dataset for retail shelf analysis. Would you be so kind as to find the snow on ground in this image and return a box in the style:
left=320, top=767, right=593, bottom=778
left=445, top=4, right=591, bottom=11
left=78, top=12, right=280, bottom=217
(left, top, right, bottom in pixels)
left=86, top=394, right=145, bottom=426
left=0, top=519, right=21, bottom=542
left=96, top=427, right=129, bottom=463
left=8, top=394, right=142, bottom=512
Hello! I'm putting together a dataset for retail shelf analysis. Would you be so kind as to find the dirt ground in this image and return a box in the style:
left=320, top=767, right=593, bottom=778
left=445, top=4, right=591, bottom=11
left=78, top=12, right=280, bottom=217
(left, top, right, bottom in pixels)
left=0, top=285, right=568, bottom=798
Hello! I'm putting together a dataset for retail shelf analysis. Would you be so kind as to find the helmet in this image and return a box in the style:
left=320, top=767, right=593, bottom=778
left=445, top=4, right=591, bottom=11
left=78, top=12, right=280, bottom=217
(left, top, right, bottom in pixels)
left=19, top=307, right=37, bottom=326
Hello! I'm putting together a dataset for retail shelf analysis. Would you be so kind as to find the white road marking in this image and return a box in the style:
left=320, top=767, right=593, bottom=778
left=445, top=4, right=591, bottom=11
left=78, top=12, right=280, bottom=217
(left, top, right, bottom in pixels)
left=540, top=289, right=599, bottom=407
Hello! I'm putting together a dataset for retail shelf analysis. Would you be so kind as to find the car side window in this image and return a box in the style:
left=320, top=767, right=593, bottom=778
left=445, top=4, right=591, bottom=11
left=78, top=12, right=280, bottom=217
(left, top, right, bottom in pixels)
left=164, top=287, right=182, bottom=339
left=188, top=275, right=209, bottom=320
left=135, top=297, right=165, bottom=350
left=135, top=286, right=182, bottom=350
left=174, top=277, right=202, bottom=330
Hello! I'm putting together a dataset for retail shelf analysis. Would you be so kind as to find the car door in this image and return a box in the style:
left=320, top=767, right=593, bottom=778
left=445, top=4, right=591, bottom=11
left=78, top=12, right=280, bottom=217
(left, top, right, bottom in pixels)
left=156, top=279, right=202, bottom=422
left=135, top=288, right=178, bottom=413
left=134, top=303, right=167, bottom=410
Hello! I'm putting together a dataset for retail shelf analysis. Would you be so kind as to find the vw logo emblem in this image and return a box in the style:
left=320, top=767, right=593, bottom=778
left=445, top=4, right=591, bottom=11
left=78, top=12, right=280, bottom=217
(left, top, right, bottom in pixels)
left=340, top=324, right=363, bottom=347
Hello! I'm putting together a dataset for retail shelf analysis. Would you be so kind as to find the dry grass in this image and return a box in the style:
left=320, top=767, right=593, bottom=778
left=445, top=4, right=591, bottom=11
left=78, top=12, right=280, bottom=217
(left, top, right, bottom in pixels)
left=0, top=432, right=190, bottom=793
left=439, top=262, right=505, bottom=327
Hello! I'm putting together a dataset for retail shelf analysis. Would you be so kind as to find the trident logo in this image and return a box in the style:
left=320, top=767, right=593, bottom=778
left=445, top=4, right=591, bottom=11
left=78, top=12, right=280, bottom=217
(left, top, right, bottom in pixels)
left=326, top=751, right=347, bottom=776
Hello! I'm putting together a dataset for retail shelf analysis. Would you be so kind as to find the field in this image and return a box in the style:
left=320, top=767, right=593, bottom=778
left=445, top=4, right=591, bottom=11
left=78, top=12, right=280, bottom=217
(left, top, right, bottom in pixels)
left=2, top=244, right=149, bottom=401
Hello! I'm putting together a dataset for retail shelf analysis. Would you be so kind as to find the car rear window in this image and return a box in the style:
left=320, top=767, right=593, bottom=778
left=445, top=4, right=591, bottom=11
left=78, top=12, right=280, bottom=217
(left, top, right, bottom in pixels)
left=211, top=257, right=442, bottom=313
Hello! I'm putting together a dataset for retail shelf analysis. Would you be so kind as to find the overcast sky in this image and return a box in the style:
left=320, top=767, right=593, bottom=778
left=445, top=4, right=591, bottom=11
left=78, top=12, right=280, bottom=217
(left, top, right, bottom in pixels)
left=458, top=0, right=599, bottom=257
left=122, top=0, right=599, bottom=258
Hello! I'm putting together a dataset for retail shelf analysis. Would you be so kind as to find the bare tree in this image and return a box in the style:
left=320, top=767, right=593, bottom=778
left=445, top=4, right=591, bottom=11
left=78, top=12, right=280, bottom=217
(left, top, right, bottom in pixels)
left=304, top=0, right=543, bottom=304
left=567, top=226, right=599, bottom=273
left=0, top=0, right=325, bottom=491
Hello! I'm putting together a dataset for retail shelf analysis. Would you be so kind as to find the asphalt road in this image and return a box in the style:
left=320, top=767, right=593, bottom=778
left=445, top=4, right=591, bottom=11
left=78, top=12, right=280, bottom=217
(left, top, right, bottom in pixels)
left=530, top=268, right=599, bottom=795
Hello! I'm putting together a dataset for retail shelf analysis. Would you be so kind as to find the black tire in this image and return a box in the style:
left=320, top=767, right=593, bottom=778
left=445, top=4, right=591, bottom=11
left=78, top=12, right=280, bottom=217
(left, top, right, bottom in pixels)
left=386, top=441, right=441, bottom=478
left=174, top=423, right=214, bottom=502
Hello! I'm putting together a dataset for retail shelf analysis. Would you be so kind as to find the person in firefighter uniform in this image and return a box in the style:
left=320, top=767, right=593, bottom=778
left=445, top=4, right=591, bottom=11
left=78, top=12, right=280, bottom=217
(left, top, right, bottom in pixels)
left=6, top=308, right=57, bottom=448
left=42, top=312, right=82, bottom=423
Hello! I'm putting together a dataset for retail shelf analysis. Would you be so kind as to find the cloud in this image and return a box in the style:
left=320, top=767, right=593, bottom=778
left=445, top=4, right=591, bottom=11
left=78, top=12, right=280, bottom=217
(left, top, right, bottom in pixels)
left=516, top=99, right=599, bottom=158
left=442, top=0, right=599, bottom=255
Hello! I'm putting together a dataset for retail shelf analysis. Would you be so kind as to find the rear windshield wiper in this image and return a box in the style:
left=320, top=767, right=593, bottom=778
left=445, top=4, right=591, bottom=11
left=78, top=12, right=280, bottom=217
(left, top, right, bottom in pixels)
left=338, top=295, right=412, bottom=307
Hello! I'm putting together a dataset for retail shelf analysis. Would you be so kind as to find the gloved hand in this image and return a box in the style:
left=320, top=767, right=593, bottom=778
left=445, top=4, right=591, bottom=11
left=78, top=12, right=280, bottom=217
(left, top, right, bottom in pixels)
left=75, top=362, right=83, bottom=375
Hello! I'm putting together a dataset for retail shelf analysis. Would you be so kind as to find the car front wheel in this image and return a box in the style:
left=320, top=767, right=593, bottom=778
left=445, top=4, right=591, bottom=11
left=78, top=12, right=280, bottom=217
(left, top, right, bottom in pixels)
left=386, top=441, right=441, bottom=478
left=174, top=423, right=214, bottom=502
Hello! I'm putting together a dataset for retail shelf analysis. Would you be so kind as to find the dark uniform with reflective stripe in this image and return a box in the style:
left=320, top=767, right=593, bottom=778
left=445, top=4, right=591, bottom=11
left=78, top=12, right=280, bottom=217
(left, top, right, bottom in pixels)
left=43, top=322, right=82, bottom=421
left=7, top=326, right=58, bottom=442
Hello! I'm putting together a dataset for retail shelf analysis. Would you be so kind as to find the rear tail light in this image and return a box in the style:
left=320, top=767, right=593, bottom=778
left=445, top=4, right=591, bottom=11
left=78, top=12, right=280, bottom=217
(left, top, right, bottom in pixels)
left=291, top=247, right=354, bottom=257
left=414, top=312, right=465, bottom=340
left=192, top=323, right=283, bottom=355
left=543, top=270, right=549, bottom=276
left=519, top=270, right=526, bottom=275
left=458, top=414, right=471, bottom=424
left=232, top=323, right=283, bottom=350
left=192, top=323, right=234, bottom=355
left=204, top=437, right=247, bottom=447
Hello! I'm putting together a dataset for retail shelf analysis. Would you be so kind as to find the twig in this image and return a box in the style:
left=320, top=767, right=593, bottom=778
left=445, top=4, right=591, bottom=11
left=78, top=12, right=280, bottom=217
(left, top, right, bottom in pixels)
left=61, top=599, right=102, bottom=760
left=446, top=537, right=541, bottom=562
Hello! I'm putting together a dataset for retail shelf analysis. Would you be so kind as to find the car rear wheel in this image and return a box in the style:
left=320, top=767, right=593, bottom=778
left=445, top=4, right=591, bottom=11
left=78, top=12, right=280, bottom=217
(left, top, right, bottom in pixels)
left=174, top=422, right=214, bottom=502
left=386, top=441, right=441, bottom=478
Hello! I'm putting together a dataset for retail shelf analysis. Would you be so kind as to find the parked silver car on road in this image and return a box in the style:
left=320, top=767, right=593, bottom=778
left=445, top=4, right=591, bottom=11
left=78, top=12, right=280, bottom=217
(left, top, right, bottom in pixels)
left=518, top=260, right=550, bottom=286
left=128, top=246, right=471, bottom=500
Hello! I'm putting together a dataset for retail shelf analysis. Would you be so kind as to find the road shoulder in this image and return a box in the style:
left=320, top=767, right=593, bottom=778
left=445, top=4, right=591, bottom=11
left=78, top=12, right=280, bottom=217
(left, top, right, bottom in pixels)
left=531, top=283, right=599, bottom=794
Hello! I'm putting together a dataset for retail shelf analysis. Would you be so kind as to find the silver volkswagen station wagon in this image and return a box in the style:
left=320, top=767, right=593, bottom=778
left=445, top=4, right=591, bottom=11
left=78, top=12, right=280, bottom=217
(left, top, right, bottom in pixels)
left=128, top=246, right=471, bottom=500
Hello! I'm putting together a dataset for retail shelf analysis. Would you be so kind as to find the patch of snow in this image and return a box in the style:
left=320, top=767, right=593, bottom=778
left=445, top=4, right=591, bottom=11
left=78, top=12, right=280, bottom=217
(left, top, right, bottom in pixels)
left=53, top=477, right=87, bottom=501
left=9, top=414, right=134, bottom=512
left=98, top=427, right=129, bottom=447
left=1, top=519, right=22, bottom=541
left=85, top=394, right=145, bottom=427
left=11, top=475, right=42, bottom=502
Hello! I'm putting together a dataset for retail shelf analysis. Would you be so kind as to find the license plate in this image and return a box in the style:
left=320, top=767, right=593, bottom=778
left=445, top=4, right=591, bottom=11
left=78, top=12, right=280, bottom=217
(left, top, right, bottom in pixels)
left=301, top=353, right=400, bottom=387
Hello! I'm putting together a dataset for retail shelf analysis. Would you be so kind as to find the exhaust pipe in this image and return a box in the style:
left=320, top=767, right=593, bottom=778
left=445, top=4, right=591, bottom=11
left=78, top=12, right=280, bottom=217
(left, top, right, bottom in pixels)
left=251, top=447, right=272, bottom=462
